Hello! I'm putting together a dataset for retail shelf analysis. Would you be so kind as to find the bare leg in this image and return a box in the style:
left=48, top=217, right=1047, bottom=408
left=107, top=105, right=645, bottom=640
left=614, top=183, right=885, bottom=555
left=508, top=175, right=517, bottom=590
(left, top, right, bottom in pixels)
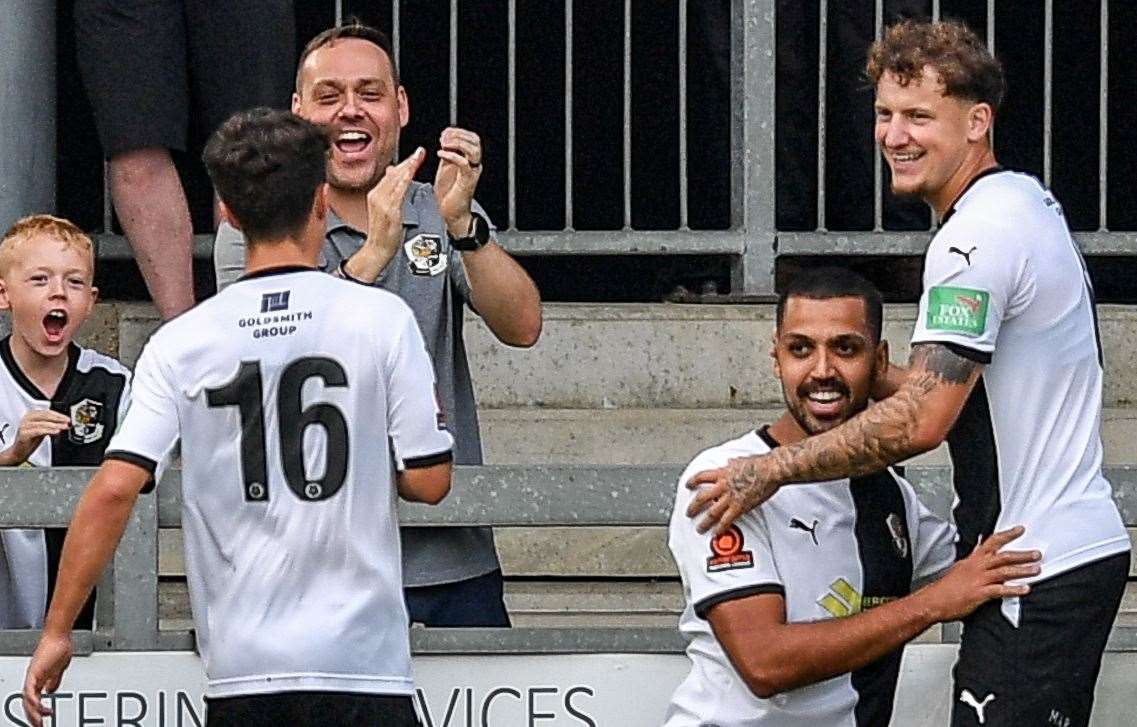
left=109, top=147, right=196, bottom=319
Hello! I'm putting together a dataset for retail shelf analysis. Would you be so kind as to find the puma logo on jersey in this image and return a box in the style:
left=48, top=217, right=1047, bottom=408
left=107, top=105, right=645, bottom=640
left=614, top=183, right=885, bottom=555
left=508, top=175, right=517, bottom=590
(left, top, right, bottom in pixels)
left=949, top=246, right=977, bottom=265
left=959, top=689, right=995, bottom=724
left=789, top=517, right=819, bottom=545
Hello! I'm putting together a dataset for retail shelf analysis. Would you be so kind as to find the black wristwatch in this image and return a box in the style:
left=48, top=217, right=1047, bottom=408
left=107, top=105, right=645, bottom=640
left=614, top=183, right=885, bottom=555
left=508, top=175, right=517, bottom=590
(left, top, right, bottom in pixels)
left=449, top=212, right=490, bottom=251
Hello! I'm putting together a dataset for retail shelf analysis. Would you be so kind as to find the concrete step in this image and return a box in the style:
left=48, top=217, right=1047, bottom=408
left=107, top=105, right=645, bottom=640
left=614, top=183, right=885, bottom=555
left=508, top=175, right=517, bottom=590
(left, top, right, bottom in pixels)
left=157, top=577, right=1137, bottom=634
left=157, top=527, right=1137, bottom=581
left=71, top=302, right=1137, bottom=409
left=480, top=407, right=1137, bottom=466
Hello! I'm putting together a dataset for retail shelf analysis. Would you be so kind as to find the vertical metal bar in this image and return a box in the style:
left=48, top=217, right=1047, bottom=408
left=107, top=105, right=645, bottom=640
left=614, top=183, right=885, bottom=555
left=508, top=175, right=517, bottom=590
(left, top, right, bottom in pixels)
left=623, top=0, right=632, bottom=229
left=334, top=0, right=343, bottom=25
left=932, top=0, right=941, bottom=22
left=1043, top=0, right=1052, bottom=188
left=1099, top=0, right=1109, bottom=230
left=109, top=489, right=158, bottom=649
left=873, top=0, right=883, bottom=231
left=508, top=0, right=517, bottom=229
left=987, top=0, right=995, bottom=149
left=987, top=0, right=995, bottom=53
left=732, top=0, right=777, bottom=295
left=565, top=0, right=574, bottom=229
left=678, top=0, right=689, bottom=230
left=816, top=0, right=827, bottom=231
left=392, top=0, right=401, bottom=73
left=449, top=0, right=458, bottom=125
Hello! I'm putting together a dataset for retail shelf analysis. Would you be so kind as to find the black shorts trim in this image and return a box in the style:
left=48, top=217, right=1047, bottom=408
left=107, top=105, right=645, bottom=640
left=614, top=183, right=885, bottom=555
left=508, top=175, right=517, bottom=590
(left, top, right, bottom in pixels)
left=694, top=583, right=784, bottom=620
left=404, top=450, right=454, bottom=469
left=104, top=450, right=158, bottom=493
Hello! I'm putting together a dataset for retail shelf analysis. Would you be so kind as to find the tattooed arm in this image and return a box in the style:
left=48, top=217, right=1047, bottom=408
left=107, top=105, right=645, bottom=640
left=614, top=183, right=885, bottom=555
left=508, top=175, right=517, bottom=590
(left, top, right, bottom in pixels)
left=687, top=343, right=982, bottom=533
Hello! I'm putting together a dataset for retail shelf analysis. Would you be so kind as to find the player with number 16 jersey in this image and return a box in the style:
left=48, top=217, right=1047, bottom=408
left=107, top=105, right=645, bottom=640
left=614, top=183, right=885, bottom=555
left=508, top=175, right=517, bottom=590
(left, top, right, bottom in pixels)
left=106, top=264, right=451, bottom=698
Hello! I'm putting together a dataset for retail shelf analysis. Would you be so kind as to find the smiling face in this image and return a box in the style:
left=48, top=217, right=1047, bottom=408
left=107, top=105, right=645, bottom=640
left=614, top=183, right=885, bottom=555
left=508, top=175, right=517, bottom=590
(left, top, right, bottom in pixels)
left=874, top=67, right=991, bottom=214
left=773, top=296, right=886, bottom=435
left=293, top=37, right=409, bottom=193
left=0, top=234, right=96, bottom=359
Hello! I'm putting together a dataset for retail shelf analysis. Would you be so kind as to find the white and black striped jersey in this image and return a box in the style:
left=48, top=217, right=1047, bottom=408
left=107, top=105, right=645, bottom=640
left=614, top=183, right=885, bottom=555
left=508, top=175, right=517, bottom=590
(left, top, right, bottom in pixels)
left=666, top=428, right=956, bottom=727
left=911, top=169, right=1128, bottom=620
left=0, top=339, right=131, bottom=629
left=105, top=266, right=453, bottom=699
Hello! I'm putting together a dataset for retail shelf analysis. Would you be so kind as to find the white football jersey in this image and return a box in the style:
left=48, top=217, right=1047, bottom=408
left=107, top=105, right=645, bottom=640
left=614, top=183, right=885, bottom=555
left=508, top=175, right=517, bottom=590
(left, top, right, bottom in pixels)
left=106, top=266, right=452, bottom=699
left=0, top=340, right=130, bottom=629
left=666, top=428, right=956, bottom=727
left=911, top=170, right=1128, bottom=595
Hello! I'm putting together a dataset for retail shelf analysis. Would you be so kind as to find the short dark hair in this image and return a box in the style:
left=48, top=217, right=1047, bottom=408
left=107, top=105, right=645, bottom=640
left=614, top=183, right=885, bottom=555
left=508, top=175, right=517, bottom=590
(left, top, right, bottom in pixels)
left=296, top=21, right=399, bottom=91
left=776, top=268, right=884, bottom=342
left=866, top=18, right=1005, bottom=112
left=203, top=108, right=329, bottom=242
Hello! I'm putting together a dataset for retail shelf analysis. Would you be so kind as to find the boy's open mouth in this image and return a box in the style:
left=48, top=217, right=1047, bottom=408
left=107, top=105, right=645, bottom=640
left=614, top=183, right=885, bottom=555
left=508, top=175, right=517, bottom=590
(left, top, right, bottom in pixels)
left=43, top=309, right=68, bottom=341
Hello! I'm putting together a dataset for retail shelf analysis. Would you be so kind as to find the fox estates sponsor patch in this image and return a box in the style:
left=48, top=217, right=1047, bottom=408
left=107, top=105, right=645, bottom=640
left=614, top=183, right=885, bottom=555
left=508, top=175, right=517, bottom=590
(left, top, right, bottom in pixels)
left=926, top=286, right=989, bottom=336
left=706, top=525, right=754, bottom=572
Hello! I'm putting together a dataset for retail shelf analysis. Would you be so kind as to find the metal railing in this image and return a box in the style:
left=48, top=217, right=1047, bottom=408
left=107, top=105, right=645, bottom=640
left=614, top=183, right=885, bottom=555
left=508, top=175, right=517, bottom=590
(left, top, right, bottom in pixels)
left=80, top=1, right=1134, bottom=296
left=1, top=464, right=1135, bottom=656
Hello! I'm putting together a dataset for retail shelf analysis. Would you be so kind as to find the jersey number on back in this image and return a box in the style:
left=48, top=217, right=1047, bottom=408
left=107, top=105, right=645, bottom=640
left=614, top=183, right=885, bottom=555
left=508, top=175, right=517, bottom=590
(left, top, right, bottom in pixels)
left=206, top=357, right=350, bottom=502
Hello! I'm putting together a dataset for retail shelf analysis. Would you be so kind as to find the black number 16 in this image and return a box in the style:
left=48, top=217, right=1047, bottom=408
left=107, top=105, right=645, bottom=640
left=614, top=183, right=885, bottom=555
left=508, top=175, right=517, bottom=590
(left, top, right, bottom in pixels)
left=205, top=357, right=349, bottom=502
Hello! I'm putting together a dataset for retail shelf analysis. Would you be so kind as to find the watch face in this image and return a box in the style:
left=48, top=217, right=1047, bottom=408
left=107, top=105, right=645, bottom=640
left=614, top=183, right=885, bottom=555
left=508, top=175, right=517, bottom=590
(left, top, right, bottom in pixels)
left=472, top=214, right=490, bottom=247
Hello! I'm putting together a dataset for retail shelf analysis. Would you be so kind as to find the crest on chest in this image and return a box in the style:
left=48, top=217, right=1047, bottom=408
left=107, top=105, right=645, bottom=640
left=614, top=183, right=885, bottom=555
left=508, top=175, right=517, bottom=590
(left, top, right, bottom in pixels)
left=404, top=234, right=448, bottom=276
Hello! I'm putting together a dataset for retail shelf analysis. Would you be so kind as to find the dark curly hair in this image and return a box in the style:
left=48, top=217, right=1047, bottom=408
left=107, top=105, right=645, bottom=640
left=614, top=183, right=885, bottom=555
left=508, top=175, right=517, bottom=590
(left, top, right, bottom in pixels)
left=866, top=19, right=1005, bottom=112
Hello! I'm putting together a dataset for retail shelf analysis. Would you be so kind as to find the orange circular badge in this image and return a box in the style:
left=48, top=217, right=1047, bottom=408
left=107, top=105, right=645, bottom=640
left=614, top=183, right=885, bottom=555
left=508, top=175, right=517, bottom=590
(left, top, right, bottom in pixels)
left=710, top=526, right=745, bottom=557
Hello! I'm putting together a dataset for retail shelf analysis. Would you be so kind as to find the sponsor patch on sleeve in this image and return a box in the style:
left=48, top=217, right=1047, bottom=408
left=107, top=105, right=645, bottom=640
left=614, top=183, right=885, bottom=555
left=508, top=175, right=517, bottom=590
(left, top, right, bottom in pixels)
left=706, top=525, right=754, bottom=572
left=925, top=286, right=990, bottom=337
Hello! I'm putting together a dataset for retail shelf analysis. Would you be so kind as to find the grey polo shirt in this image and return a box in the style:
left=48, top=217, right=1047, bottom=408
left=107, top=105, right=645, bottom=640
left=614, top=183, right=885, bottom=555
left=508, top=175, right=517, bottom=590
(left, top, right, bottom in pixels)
left=213, top=180, right=499, bottom=587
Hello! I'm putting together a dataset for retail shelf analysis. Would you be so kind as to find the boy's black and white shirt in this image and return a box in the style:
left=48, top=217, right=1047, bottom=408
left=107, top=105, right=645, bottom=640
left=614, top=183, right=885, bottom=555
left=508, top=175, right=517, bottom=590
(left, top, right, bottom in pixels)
left=665, top=428, right=957, bottom=727
left=0, top=338, right=131, bottom=628
left=911, top=170, right=1128, bottom=623
left=105, top=267, right=452, bottom=699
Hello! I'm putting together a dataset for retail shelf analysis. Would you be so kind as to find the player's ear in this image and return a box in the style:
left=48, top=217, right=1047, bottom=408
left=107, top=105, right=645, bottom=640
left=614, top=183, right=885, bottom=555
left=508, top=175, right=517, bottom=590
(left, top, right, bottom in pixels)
left=0, top=278, right=10, bottom=311
left=770, top=331, right=781, bottom=377
left=218, top=200, right=242, bottom=231
left=313, top=183, right=329, bottom=221
left=291, top=91, right=302, bottom=114
left=875, top=339, right=890, bottom=377
left=967, top=102, right=993, bottom=143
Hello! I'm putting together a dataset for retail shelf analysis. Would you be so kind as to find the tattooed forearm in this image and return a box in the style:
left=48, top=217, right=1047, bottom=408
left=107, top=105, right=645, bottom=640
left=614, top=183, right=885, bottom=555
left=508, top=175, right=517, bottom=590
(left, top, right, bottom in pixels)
left=757, top=343, right=979, bottom=485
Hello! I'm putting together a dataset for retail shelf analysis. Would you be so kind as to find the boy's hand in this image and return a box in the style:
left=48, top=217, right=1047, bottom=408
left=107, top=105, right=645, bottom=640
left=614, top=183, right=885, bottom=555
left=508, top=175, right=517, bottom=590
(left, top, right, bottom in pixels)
left=0, top=410, right=71, bottom=465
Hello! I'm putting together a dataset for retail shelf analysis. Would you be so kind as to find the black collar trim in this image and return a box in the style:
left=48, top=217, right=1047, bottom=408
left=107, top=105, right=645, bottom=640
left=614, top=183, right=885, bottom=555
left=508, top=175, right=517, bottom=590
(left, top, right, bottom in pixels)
left=237, top=265, right=319, bottom=281
left=756, top=425, right=781, bottom=450
left=941, top=165, right=1005, bottom=224
left=0, top=335, right=81, bottom=403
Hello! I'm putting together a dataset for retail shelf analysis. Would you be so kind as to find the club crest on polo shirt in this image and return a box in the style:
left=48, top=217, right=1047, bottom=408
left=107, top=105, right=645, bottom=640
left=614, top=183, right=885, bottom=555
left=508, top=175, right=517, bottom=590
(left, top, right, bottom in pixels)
left=69, top=398, right=105, bottom=445
left=926, top=286, right=989, bottom=337
left=405, top=234, right=448, bottom=276
left=706, top=525, right=754, bottom=572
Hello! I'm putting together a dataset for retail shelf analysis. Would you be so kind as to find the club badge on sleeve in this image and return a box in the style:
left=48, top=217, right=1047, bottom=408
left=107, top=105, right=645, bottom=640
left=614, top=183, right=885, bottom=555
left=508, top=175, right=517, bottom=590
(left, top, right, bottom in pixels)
left=405, top=234, right=448, bottom=276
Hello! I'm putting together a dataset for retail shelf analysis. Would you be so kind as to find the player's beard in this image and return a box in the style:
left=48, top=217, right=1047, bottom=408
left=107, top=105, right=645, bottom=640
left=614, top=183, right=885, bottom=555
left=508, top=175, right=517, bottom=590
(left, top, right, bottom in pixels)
left=783, top=369, right=874, bottom=437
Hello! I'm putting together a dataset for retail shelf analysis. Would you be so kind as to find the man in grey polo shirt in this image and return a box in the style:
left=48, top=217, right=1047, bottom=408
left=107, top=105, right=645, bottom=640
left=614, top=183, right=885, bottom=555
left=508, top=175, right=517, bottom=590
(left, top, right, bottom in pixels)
left=214, top=22, right=542, bottom=626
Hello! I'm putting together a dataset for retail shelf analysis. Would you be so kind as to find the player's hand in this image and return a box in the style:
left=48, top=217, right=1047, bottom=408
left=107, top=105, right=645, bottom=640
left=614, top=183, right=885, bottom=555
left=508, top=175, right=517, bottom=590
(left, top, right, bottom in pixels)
left=22, top=631, right=72, bottom=727
left=434, top=127, right=484, bottom=239
left=358, top=147, right=426, bottom=276
left=1, top=410, right=70, bottom=466
left=686, top=455, right=780, bottom=535
left=920, top=526, right=1040, bottom=623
